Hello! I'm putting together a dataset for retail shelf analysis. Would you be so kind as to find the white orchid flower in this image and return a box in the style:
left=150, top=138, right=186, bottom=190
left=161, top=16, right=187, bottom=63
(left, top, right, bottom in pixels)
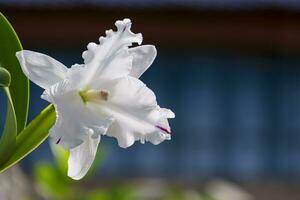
left=16, top=19, right=175, bottom=180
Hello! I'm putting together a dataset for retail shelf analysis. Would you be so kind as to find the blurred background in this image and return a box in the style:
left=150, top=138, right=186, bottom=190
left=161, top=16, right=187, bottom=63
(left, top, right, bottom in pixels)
left=2, top=0, right=300, bottom=200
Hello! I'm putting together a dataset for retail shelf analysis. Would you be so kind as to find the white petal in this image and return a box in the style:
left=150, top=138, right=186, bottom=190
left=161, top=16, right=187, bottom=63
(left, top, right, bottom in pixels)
left=94, top=76, right=174, bottom=148
left=65, top=64, right=89, bottom=91
left=148, top=109, right=174, bottom=145
left=160, top=108, right=175, bottom=119
left=107, top=123, right=135, bottom=148
left=68, top=134, right=100, bottom=180
left=128, top=45, right=157, bottom=78
left=43, top=79, right=113, bottom=149
left=82, top=19, right=142, bottom=85
left=16, top=50, right=67, bottom=89
left=90, top=49, right=133, bottom=88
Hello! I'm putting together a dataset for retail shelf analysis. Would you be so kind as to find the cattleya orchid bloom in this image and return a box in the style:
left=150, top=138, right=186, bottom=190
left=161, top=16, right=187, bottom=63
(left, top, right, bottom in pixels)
left=16, top=19, right=175, bottom=180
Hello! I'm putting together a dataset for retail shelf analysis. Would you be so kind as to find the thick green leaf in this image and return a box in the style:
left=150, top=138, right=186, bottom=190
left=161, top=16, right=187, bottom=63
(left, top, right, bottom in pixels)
left=0, top=104, right=56, bottom=173
left=0, top=87, right=17, bottom=166
left=0, top=13, right=58, bottom=173
left=0, top=12, right=29, bottom=133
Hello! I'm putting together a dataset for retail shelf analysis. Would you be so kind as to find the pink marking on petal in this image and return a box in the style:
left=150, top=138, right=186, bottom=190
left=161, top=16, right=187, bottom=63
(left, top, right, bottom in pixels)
left=56, top=138, right=61, bottom=144
left=156, top=125, right=171, bottom=134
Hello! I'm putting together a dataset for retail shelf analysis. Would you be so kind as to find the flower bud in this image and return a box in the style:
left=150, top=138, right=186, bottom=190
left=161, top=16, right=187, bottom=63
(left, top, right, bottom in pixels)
left=0, top=67, right=11, bottom=87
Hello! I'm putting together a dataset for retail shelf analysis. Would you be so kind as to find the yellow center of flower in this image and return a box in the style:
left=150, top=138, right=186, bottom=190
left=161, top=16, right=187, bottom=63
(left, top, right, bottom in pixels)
left=79, top=89, right=109, bottom=104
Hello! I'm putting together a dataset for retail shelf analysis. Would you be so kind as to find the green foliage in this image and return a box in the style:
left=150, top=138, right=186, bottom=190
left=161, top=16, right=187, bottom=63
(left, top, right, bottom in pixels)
left=0, top=12, right=22, bottom=170
left=0, top=87, right=17, bottom=166
left=0, top=105, right=56, bottom=173
left=0, top=12, right=29, bottom=133
left=50, top=142, right=70, bottom=175
left=34, top=143, right=109, bottom=200
left=0, top=13, right=57, bottom=173
left=34, top=145, right=72, bottom=200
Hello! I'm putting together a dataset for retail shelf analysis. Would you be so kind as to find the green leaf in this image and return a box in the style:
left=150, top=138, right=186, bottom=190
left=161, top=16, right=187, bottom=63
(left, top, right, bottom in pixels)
left=0, top=104, right=56, bottom=173
left=0, top=87, right=17, bottom=166
left=0, top=12, right=56, bottom=174
left=0, top=12, right=29, bottom=133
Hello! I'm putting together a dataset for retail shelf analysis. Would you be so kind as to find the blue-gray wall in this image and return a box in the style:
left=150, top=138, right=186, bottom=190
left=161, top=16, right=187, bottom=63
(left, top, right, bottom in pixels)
left=1, top=48, right=300, bottom=181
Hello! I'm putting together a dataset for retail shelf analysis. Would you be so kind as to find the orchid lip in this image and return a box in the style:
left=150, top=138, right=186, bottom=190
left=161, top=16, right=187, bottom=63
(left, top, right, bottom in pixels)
left=155, top=125, right=171, bottom=134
